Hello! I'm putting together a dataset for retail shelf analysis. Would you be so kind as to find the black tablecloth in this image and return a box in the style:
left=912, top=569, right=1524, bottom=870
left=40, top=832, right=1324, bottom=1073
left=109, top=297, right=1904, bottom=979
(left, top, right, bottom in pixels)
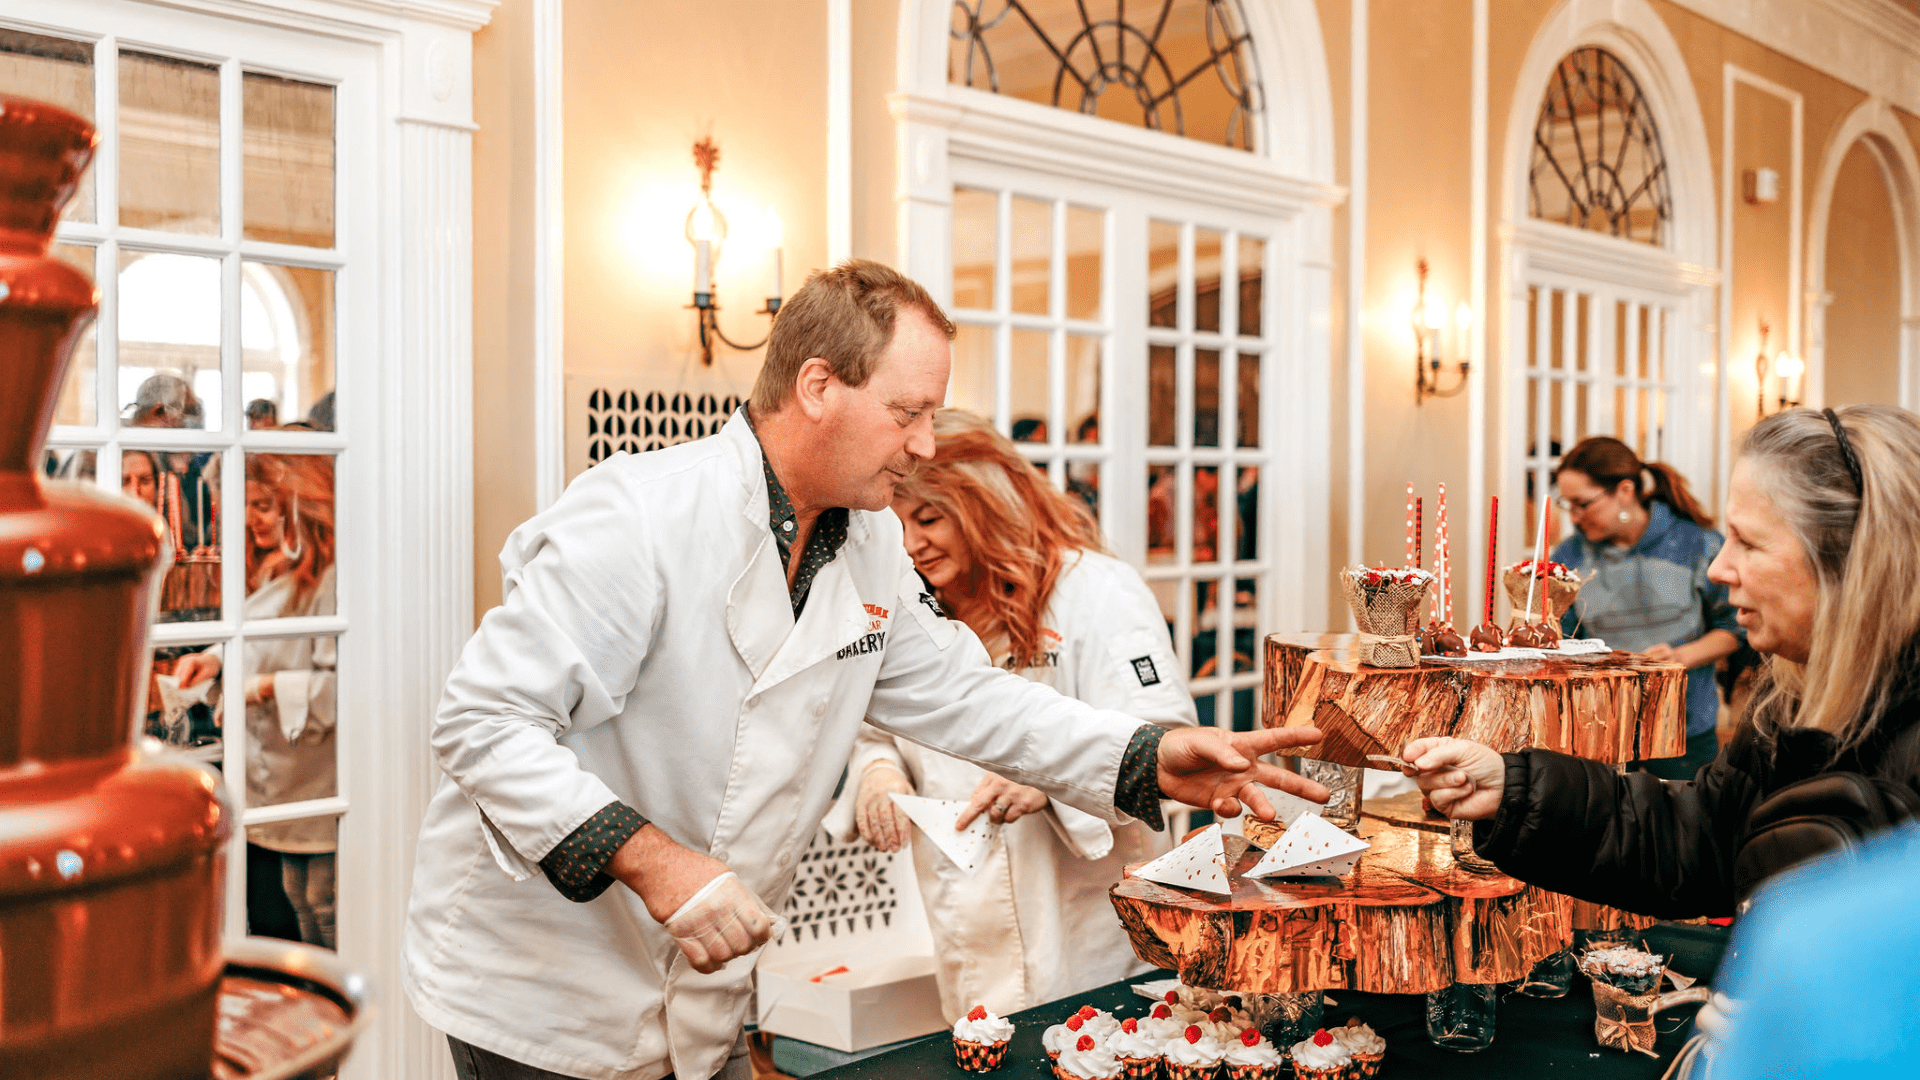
left=806, top=924, right=1727, bottom=1079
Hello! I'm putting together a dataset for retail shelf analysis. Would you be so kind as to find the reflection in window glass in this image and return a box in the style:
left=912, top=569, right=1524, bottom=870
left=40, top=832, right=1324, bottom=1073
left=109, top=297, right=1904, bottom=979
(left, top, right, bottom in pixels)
left=1194, top=349, right=1220, bottom=447
left=1009, top=329, right=1048, bottom=442
left=1010, top=196, right=1051, bottom=315
left=1235, top=466, right=1259, bottom=561
left=40, top=446, right=95, bottom=484
left=242, top=453, right=337, bottom=618
left=1193, top=465, right=1220, bottom=563
left=1148, top=220, right=1180, bottom=328
left=1191, top=580, right=1217, bottom=679
left=1148, top=345, right=1176, bottom=446
left=120, top=51, right=221, bottom=235
left=145, top=643, right=223, bottom=753
left=243, top=263, right=335, bottom=431
left=1065, top=205, right=1102, bottom=321
left=1236, top=352, right=1260, bottom=448
left=1194, top=229, right=1222, bottom=333
left=952, top=188, right=997, bottom=310
left=130, top=445, right=224, bottom=623
left=249, top=814, right=338, bottom=951
left=243, top=72, right=335, bottom=249
left=948, top=323, right=996, bottom=419
left=119, top=251, right=222, bottom=431
left=1237, top=236, right=1263, bottom=337
left=1233, top=578, right=1258, bottom=672
left=1065, top=335, right=1100, bottom=444
left=1066, top=460, right=1098, bottom=519
left=50, top=243, right=98, bottom=427
left=0, top=30, right=95, bottom=223
left=1146, top=463, right=1178, bottom=565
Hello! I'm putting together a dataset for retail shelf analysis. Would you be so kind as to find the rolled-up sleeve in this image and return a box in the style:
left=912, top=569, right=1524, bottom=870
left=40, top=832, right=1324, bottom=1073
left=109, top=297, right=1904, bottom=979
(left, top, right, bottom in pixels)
left=434, top=483, right=661, bottom=878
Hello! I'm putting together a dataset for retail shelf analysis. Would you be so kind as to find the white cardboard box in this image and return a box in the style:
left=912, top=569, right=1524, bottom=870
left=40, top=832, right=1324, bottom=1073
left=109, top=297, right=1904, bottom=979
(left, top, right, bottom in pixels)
left=756, top=952, right=948, bottom=1053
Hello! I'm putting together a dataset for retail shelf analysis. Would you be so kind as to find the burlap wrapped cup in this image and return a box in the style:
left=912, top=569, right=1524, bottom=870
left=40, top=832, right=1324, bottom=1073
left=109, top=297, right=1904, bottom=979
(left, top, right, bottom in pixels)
left=1339, top=568, right=1433, bottom=668
left=1503, top=565, right=1584, bottom=627
left=1589, top=981, right=1659, bottom=1057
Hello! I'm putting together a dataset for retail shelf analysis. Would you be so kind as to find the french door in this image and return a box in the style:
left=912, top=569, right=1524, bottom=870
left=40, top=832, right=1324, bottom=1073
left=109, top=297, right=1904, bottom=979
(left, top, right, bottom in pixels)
left=947, top=162, right=1281, bottom=732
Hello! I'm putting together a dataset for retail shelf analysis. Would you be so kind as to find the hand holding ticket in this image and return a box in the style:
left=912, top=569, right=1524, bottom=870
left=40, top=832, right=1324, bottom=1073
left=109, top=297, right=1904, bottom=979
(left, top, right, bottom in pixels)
left=1365, top=753, right=1412, bottom=771
left=1398, top=737, right=1507, bottom=820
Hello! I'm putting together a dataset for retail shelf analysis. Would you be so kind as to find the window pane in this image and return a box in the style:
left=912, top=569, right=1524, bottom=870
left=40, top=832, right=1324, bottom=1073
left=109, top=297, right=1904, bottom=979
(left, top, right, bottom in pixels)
left=1148, top=344, right=1176, bottom=447
left=1237, top=236, right=1263, bottom=336
left=1147, top=463, right=1178, bottom=565
left=1235, top=465, right=1259, bottom=561
left=0, top=30, right=94, bottom=223
left=1065, top=334, right=1100, bottom=444
left=1194, top=465, right=1220, bottom=563
left=1010, top=196, right=1050, bottom=315
left=1192, top=578, right=1220, bottom=678
left=1236, top=352, right=1260, bottom=448
left=119, top=251, right=222, bottom=431
left=243, top=263, right=335, bottom=431
left=1194, top=228, right=1222, bottom=333
left=243, top=452, right=337, bottom=620
left=1065, top=205, right=1102, bottom=321
left=146, top=643, right=223, bottom=752
left=51, top=243, right=98, bottom=426
left=1066, top=460, right=1098, bottom=519
left=131, top=446, right=225, bottom=623
left=249, top=815, right=337, bottom=950
left=243, top=72, right=335, bottom=248
left=1233, top=577, right=1258, bottom=672
left=949, top=322, right=995, bottom=419
left=120, top=51, right=220, bottom=235
left=952, top=188, right=996, bottom=310
left=1009, top=329, right=1048, bottom=442
left=1148, top=220, right=1179, bottom=328
left=1194, top=348, right=1220, bottom=447
left=41, top=447, right=95, bottom=484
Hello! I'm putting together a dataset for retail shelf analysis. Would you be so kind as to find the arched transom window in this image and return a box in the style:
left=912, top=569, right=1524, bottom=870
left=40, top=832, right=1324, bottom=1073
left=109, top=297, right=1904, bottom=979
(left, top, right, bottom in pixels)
left=1529, top=47, right=1671, bottom=246
left=948, top=0, right=1263, bottom=151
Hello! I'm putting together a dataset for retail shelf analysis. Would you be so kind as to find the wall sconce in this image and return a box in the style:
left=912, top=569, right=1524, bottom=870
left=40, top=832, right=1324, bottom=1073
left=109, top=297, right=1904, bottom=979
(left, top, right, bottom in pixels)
left=1412, top=259, right=1471, bottom=403
left=687, top=137, right=782, bottom=366
left=1752, top=319, right=1802, bottom=416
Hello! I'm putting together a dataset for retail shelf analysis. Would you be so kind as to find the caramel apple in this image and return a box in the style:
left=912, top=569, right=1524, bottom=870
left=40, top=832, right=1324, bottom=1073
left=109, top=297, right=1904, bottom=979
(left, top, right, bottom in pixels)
left=1469, top=622, right=1506, bottom=652
left=1432, top=624, right=1468, bottom=658
left=1507, top=621, right=1557, bottom=649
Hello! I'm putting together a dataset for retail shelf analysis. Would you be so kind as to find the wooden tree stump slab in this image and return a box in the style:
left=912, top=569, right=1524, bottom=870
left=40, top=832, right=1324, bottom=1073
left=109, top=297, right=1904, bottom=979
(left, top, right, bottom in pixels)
left=1109, top=827, right=1573, bottom=995
left=1262, top=633, right=1687, bottom=767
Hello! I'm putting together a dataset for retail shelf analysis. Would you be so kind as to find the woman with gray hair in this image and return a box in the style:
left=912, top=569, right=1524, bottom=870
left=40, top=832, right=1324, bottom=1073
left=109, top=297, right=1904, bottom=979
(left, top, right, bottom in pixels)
left=1402, top=404, right=1920, bottom=914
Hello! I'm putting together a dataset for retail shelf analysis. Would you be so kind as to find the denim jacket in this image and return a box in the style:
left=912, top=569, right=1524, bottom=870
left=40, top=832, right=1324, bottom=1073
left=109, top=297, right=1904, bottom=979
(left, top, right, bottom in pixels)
left=1552, top=501, right=1745, bottom=736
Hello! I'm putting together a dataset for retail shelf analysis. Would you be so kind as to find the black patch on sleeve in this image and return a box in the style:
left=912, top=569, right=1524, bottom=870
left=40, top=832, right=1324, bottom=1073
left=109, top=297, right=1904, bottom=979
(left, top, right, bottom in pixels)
left=1131, top=656, right=1161, bottom=687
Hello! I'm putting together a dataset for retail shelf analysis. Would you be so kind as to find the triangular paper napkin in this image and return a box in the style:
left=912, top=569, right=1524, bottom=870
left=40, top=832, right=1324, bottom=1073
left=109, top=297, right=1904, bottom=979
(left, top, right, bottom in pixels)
left=889, top=793, right=994, bottom=873
left=1246, top=812, right=1370, bottom=878
left=1131, top=823, right=1231, bottom=895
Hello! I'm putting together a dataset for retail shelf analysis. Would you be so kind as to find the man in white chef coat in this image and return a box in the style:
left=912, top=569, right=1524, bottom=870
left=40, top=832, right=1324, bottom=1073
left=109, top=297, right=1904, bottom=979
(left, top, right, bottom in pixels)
left=403, top=260, right=1329, bottom=1080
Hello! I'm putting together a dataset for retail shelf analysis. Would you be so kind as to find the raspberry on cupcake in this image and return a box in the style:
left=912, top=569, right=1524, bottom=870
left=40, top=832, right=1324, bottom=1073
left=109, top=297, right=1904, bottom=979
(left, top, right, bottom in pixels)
left=1163, top=1023, right=1229, bottom=1080
left=1138, top=1002, right=1186, bottom=1043
left=951, top=1005, right=1014, bottom=1073
left=1222, top=1027, right=1283, bottom=1080
left=1042, top=1013, right=1086, bottom=1067
left=1056, top=1033, right=1123, bottom=1080
left=1106, top=1017, right=1164, bottom=1080
left=1287, top=1028, right=1352, bottom=1080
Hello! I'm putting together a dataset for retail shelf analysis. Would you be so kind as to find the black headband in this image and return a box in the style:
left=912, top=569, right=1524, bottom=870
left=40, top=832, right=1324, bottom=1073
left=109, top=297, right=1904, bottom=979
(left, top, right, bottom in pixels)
left=1823, top=407, right=1865, bottom=496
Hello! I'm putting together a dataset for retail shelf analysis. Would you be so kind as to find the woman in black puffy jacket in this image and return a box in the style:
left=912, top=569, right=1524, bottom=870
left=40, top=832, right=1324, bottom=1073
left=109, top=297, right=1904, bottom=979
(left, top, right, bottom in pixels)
left=1406, top=404, right=1920, bottom=915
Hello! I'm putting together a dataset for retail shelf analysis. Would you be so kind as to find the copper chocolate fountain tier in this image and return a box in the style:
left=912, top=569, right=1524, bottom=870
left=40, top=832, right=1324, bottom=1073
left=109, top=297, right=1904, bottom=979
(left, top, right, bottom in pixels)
left=0, top=95, right=367, bottom=1080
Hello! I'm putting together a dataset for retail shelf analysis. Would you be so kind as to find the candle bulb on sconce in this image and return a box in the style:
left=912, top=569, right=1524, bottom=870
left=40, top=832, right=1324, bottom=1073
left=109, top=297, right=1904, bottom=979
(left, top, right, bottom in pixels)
left=683, top=137, right=779, bottom=365
left=1412, top=259, right=1472, bottom=403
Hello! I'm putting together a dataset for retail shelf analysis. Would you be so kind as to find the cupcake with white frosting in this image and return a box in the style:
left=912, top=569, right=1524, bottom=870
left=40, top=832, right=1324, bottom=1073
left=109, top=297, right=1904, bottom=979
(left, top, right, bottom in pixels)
left=1333, top=1017, right=1386, bottom=1078
left=1287, top=1029, right=1352, bottom=1080
left=1222, top=1028, right=1284, bottom=1080
left=1106, top=1017, right=1163, bottom=1080
left=1138, top=1002, right=1186, bottom=1043
left=1057, top=1034, right=1123, bottom=1080
left=952, top=1005, right=1014, bottom=1072
left=1042, top=1012, right=1093, bottom=1068
left=1163, top=1024, right=1229, bottom=1080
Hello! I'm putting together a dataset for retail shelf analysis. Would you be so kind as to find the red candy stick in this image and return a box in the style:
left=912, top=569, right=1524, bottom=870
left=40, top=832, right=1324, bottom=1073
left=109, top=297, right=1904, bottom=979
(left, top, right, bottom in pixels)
left=1485, top=494, right=1499, bottom=625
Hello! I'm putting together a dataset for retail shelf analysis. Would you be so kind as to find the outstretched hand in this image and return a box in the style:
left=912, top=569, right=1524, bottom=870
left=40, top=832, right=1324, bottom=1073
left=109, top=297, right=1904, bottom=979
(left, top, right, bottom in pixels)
left=1154, top=725, right=1331, bottom=820
left=1401, top=736, right=1506, bottom=820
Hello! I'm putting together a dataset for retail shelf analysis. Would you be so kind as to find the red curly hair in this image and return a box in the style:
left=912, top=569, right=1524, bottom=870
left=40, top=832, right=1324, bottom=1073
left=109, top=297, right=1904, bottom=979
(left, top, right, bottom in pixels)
left=892, top=410, right=1106, bottom=668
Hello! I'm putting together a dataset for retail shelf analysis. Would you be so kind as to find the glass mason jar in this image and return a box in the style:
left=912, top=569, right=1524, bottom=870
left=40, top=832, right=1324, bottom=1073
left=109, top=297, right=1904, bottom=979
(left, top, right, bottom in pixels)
left=1425, top=981, right=1497, bottom=1051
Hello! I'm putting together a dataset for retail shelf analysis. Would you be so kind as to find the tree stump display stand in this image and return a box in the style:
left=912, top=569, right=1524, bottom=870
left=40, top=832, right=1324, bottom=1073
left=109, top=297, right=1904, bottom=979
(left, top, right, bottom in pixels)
left=1109, top=632, right=1684, bottom=1045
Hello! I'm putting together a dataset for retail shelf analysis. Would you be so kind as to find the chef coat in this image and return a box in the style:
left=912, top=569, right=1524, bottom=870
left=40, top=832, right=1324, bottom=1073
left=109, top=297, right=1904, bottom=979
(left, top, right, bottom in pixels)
left=402, top=413, right=1150, bottom=1080
left=846, top=548, right=1196, bottom=1019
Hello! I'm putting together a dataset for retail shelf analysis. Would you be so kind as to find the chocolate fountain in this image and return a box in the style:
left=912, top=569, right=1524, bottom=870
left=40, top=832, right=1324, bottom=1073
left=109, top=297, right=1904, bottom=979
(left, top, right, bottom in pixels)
left=1, top=95, right=373, bottom=1080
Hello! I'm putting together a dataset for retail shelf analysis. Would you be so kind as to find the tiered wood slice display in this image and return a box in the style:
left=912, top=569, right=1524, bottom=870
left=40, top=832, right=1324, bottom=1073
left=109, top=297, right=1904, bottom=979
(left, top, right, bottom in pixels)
left=1108, top=823, right=1571, bottom=994
left=1109, top=633, right=1683, bottom=995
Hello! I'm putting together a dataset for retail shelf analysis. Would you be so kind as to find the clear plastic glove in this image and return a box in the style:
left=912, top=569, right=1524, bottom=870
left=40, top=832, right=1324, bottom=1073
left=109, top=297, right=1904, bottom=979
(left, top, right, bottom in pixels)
left=855, top=763, right=915, bottom=852
left=662, top=870, right=786, bottom=974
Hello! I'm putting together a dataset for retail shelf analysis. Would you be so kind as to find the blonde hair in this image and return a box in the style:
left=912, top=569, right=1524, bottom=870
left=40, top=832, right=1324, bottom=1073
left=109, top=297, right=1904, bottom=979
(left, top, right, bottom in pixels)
left=892, top=410, right=1106, bottom=668
left=1741, top=404, right=1920, bottom=749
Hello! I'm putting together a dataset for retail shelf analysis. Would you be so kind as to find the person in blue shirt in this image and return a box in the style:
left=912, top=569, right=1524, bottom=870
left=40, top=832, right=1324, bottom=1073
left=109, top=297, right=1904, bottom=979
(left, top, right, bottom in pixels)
left=1553, top=437, right=1745, bottom=778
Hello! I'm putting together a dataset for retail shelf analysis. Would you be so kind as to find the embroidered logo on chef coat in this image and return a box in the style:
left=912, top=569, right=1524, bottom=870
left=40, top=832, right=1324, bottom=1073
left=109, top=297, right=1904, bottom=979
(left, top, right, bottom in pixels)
left=837, top=630, right=887, bottom=659
left=1131, top=655, right=1161, bottom=687
left=918, top=591, right=945, bottom=619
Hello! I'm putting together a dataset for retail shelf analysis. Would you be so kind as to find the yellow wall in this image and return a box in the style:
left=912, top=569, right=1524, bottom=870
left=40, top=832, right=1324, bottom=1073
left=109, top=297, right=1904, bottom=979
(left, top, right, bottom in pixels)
left=1824, top=142, right=1903, bottom=406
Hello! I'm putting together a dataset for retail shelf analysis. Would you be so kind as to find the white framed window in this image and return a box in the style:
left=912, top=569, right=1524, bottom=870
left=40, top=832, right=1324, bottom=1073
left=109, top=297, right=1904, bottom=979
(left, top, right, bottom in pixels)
left=5, top=4, right=373, bottom=953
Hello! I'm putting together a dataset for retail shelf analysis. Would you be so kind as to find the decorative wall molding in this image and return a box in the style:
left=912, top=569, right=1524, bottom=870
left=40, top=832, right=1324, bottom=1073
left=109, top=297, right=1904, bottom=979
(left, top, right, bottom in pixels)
left=1344, top=0, right=1367, bottom=588
left=533, top=0, right=565, bottom=509
left=1669, top=0, right=1920, bottom=118
left=828, top=0, right=853, bottom=264
left=1804, top=97, right=1920, bottom=410
left=1467, top=0, right=1489, bottom=640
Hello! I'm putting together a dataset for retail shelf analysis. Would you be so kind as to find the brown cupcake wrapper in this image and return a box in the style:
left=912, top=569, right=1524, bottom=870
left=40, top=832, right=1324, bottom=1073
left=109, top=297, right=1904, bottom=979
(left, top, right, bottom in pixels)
left=953, top=1037, right=1009, bottom=1072
left=1224, top=1063, right=1281, bottom=1080
left=1291, top=1066, right=1346, bottom=1080
left=1347, top=1051, right=1384, bottom=1079
left=1165, top=1062, right=1221, bottom=1080
left=1119, top=1055, right=1162, bottom=1080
